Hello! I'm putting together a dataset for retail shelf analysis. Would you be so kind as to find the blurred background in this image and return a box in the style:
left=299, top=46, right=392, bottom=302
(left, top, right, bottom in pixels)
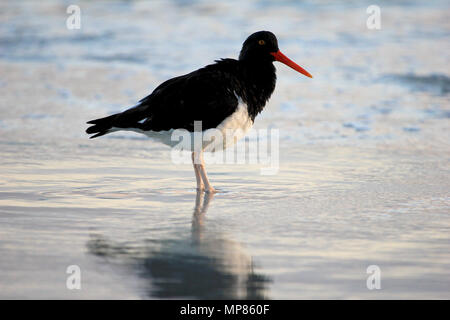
left=0, top=0, right=449, bottom=299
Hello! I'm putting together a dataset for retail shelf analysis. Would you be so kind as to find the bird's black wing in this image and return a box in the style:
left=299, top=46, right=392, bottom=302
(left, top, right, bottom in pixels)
left=86, top=59, right=240, bottom=137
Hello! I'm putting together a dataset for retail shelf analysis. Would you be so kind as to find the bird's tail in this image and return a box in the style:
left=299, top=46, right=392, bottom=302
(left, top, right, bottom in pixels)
left=86, top=114, right=118, bottom=139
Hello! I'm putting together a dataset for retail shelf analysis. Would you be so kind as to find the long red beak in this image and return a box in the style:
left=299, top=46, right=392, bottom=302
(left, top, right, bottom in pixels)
left=270, top=50, right=312, bottom=78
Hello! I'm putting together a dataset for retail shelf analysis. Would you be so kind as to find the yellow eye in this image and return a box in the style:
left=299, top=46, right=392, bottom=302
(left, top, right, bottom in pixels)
left=258, top=40, right=265, bottom=45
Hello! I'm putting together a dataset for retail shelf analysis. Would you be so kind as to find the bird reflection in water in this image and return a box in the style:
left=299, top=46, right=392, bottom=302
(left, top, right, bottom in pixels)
left=87, top=191, right=271, bottom=299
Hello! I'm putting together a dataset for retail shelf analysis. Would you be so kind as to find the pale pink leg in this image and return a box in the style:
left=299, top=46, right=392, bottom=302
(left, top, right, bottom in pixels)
left=198, top=152, right=216, bottom=193
left=192, top=152, right=204, bottom=191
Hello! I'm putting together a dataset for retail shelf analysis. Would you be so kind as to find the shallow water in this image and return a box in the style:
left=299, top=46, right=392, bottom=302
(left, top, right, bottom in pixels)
left=0, top=0, right=449, bottom=299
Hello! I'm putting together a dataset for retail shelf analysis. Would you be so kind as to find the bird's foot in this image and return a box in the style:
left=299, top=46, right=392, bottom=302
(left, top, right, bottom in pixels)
left=204, top=187, right=217, bottom=194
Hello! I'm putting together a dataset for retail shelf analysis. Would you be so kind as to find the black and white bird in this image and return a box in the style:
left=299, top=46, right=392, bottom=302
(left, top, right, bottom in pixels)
left=86, top=31, right=312, bottom=193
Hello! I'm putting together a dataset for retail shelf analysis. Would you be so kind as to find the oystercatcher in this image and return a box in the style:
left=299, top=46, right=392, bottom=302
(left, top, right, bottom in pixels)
left=86, top=31, right=312, bottom=193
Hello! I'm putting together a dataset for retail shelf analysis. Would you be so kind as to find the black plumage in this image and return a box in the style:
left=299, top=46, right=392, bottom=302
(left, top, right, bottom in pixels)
left=86, top=31, right=279, bottom=138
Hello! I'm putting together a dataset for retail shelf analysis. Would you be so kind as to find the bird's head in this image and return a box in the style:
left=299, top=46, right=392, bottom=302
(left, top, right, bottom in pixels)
left=239, top=31, right=312, bottom=78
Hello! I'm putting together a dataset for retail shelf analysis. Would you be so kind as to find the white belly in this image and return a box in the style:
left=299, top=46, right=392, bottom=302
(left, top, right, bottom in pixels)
left=202, top=99, right=253, bottom=152
left=112, top=98, right=253, bottom=152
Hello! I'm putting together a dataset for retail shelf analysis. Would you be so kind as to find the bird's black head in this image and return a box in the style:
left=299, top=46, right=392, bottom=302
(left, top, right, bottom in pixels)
left=239, top=31, right=313, bottom=78
left=239, top=31, right=279, bottom=62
